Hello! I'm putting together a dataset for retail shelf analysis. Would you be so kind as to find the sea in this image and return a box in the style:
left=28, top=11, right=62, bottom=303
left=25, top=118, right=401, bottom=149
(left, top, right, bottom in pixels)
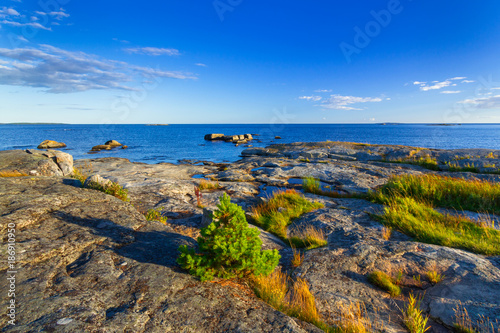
left=1, top=124, right=500, bottom=164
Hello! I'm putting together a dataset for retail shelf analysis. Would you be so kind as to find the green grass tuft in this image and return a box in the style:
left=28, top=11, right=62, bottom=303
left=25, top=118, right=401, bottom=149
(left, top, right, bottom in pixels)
left=251, top=189, right=324, bottom=241
left=371, top=174, right=500, bottom=255
left=368, top=270, right=401, bottom=297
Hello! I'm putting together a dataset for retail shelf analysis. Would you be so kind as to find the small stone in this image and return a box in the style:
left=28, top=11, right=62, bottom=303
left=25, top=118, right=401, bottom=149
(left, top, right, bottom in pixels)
left=57, top=318, right=73, bottom=325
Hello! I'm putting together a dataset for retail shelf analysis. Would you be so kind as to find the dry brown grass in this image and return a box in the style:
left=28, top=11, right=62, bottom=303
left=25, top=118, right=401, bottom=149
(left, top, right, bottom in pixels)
left=251, top=268, right=289, bottom=309
left=72, top=161, right=93, bottom=186
left=382, top=227, right=392, bottom=240
left=198, top=179, right=221, bottom=191
left=331, top=301, right=375, bottom=333
left=290, top=225, right=328, bottom=249
left=0, top=170, right=28, bottom=177
left=291, top=246, right=304, bottom=267
left=454, top=302, right=500, bottom=333
left=165, top=222, right=200, bottom=239
left=287, top=278, right=321, bottom=324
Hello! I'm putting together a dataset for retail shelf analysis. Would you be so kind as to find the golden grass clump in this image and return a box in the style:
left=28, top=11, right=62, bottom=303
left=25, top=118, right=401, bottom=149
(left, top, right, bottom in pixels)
left=145, top=207, right=168, bottom=224
left=287, top=278, right=321, bottom=324
left=0, top=170, right=28, bottom=177
left=402, top=293, right=430, bottom=333
left=426, top=269, right=444, bottom=285
left=332, top=301, right=374, bottom=333
left=198, top=179, right=221, bottom=191
left=371, top=174, right=500, bottom=255
left=454, top=302, right=500, bottom=333
left=291, top=246, right=304, bottom=267
left=251, top=189, right=324, bottom=241
left=251, top=268, right=288, bottom=309
left=368, top=270, right=401, bottom=297
left=290, top=226, right=328, bottom=249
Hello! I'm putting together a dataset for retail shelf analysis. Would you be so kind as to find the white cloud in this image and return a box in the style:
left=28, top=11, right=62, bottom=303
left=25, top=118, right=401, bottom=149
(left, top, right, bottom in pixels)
left=413, top=81, right=426, bottom=85
left=459, top=95, right=500, bottom=109
left=0, top=45, right=196, bottom=93
left=448, top=77, right=467, bottom=81
left=195, top=63, right=207, bottom=67
left=320, top=94, right=383, bottom=110
left=441, top=90, right=462, bottom=94
left=0, top=20, right=51, bottom=30
left=299, top=95, right=322, bottom=102
left=314, top=89, right=332, bottom=93
left=0, top=7, right=20, bottom=17
left=462, top=80, right=475, bottom=83
left=35, top=10, right=69, bottom=20
left=124, top=47, right=180, bottom=56
left=420, top=80, right=452, bottom=91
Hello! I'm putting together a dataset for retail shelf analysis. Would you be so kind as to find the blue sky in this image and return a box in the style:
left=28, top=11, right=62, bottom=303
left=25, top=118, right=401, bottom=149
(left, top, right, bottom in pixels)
left=1, top=0, right=500, bottom=124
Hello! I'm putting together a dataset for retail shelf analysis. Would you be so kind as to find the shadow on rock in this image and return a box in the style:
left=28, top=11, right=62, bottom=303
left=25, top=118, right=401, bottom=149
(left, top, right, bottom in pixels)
left=54, top=211, right=197, bottom=269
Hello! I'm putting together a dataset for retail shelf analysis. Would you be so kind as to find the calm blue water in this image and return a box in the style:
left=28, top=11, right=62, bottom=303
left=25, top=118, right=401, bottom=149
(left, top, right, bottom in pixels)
left=1, top=124, right=500, bottom=164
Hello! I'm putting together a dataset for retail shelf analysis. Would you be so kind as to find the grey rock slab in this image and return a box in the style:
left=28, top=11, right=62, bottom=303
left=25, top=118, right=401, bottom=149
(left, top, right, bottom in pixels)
left=0, top=177, right=318, bottom=332
left=0, top=149, right=73, bottom=177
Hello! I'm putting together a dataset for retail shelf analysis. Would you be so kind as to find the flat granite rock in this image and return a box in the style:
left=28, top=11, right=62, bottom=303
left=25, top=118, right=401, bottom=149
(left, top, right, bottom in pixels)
left=0, top=177, right=320, bottom=332
left=0, top=149, right=73, bottom=177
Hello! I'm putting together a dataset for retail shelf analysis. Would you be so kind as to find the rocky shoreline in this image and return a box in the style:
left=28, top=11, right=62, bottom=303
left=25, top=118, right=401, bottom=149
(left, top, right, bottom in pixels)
left=1, top=142, right=500, bottom=332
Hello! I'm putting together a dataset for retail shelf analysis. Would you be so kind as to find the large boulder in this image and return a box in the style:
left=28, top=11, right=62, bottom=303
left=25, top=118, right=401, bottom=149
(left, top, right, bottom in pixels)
left=91, top=145, right=112, bottom=151
left=83, top=174, right=112, bottom=189
left=0, top=149, right=73, bottom=177
left=105, top=140, right=123, bottom=147
left=204, top=134, right=225, bottom=141
left=37, top=140, right=67, bottom=149
left=0, top=177, right=319, bottom=333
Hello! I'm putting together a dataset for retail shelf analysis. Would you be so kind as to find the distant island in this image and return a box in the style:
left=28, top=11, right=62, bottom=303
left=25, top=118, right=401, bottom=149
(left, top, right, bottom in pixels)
left=0, top=122, right=68, bottom=125
left=145, top=124, right=170, bottom=126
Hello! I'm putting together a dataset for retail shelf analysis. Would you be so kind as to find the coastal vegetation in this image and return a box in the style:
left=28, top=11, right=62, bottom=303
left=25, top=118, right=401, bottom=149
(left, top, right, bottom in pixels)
left=72, top=164, right=129, bottom=201
left=368, top=270, right=401, bottom=297
left=371, top=174, right=500, bottom=255
left=302, top=176, right=367, bottom=199
left=402, top=293, right=430, bottom=333
left=145, top=207, right=168, bottom=224
left=0, top=170, right=28, bottom=177
left=177, top=193, right=280, bottom=282
left=250, top=189, right=324, bottom=246
left=197, top=179, right=221, bottom=190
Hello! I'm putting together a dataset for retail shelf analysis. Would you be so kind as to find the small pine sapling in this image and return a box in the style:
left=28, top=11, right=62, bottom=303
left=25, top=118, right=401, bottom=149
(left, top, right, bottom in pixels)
left=177, top=193, right=280, bottom=281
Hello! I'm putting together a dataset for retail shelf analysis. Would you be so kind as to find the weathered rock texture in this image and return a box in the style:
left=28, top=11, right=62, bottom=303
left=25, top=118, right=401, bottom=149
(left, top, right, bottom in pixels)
left=0, top=149, right=73, bottom=177
left=2, top=141, right=500, bottom=332
left=0, top=177, right=319, bottom=332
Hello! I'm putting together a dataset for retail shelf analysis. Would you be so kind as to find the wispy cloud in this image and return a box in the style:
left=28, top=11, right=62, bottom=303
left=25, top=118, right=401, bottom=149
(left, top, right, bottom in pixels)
left=441, top=90, right=462, bottom=94
left=320, top=94, right=384, bottom=110
left=299, top=95, right=322, bottom=102
left=314, top=89, right=332, bottom=93
left=462, top=79, right=475, bottom=83
left=34, top=10, right=69, bottom=20
left=124, top=47, right=180, bottom=56
left=0, top=45, right=196, bottom=93
left=195, top=63, right=207, bottom=67
left=459, top=95, right=500, bottom=109
left=0, top=7, right=20, bottom=17
left=1, top=20, right=52, bottom=30
left=415, top=76, right=471, bottom=92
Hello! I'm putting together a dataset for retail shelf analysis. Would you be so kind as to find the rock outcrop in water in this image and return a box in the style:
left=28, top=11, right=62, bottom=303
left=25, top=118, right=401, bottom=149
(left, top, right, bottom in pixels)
left=1, top=142, right=500, bottom=332
left=204, top=133, right=253, bottom=144
left=37, top=140, right=67, bottom=149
